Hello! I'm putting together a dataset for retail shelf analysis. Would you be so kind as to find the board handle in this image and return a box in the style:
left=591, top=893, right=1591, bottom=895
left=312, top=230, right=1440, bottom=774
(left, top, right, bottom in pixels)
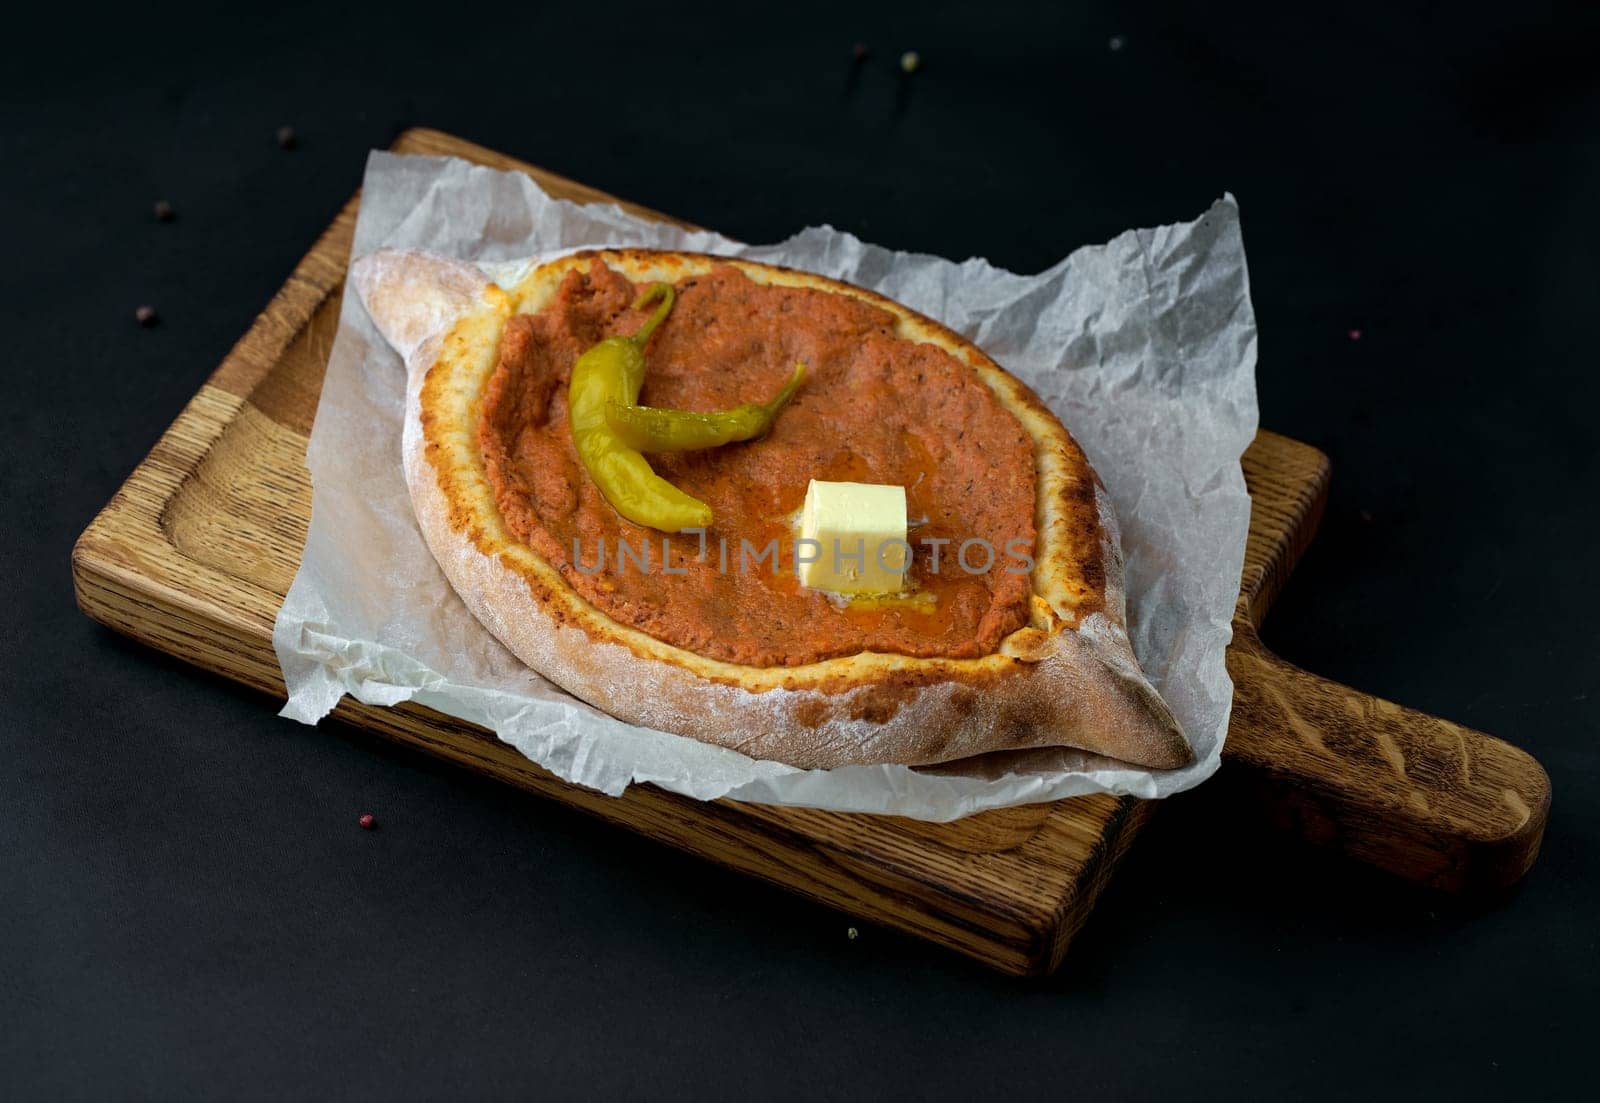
left=1221, top=625, right=1551, bottom=893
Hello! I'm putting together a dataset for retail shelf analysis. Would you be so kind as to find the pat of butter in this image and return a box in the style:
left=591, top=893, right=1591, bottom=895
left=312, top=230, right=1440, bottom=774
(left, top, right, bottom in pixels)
left=798, top=480, right=909, bottom=594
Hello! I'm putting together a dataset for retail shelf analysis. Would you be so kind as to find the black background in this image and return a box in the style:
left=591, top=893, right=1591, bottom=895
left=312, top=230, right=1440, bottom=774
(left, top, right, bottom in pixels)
left=4, top=1, right=1597, bottom=1098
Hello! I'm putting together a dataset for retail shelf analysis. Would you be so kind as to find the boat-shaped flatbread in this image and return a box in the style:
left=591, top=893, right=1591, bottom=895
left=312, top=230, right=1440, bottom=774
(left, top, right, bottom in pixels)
left=352, top=248, right=1190, bottom=771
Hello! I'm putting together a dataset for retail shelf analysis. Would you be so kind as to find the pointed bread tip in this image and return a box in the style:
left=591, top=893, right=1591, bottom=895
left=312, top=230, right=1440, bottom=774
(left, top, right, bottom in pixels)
left=351, top=249, right=494, bottom=364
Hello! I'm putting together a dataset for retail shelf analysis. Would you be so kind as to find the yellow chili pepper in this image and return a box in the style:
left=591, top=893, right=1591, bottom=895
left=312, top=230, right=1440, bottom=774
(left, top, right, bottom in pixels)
left=604, top=361, right=807, bottom=453
left=567, top=283, right=712, bottom=532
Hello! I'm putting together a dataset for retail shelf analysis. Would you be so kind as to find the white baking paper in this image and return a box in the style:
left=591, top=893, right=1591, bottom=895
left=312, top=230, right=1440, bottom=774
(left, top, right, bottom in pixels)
left=272, top=151, right=1258, bottom=820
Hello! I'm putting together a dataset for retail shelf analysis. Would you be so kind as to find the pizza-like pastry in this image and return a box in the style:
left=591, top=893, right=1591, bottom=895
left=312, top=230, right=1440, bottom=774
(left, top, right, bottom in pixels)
left=352, top=248, right=1190, bottom=771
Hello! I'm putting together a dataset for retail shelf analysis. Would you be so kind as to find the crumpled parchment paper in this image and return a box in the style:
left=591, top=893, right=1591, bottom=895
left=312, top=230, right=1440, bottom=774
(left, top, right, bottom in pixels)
left=272, top=151, right=1258, bottom=820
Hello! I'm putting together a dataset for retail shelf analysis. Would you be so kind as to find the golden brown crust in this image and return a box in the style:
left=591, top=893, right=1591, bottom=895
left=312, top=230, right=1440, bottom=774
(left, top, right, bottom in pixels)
left=353, top=247, right=1192, bottom=771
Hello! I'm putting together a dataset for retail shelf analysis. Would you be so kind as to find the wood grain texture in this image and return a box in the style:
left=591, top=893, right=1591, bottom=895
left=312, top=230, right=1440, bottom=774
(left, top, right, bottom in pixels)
left=71, top=128, right=1548, bottom=976
left=1227, top=396, right=1548, bottom=892
left=1225, top=632, right=1550, bottom=892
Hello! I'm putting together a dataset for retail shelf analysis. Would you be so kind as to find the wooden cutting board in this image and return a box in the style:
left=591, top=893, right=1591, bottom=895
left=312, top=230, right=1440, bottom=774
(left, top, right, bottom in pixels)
left=72, top=128, right=1551, bottom=976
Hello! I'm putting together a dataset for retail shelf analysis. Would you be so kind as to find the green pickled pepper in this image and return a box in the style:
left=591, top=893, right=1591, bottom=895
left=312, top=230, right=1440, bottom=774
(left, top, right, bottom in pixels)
left=567, top=283, right=712, bottom=532
left=567, top=281, right=809, bottom=533
left=604, top=361, right=807, bottom=453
